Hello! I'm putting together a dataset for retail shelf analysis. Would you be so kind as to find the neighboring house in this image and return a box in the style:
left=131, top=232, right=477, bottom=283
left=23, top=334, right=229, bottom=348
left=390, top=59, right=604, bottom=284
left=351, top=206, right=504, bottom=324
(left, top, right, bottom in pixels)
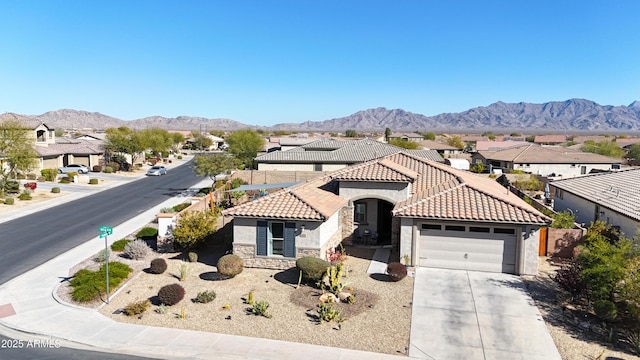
left=224, top=152, right=550, bottom=275
left=388, top=132, right=423, bottom=142
left=534, top=135, right=567, bottom=145
left=472, top=144, right=622, bottom=177
left=255, top=139, right=444, bottom=171
left=0, top=116, right=105, bottom=173
left=550, top=169, right=640, bottom=238
left=475, top=140, right=527, bottom=151
left=417, top=140, right=462, bottom=156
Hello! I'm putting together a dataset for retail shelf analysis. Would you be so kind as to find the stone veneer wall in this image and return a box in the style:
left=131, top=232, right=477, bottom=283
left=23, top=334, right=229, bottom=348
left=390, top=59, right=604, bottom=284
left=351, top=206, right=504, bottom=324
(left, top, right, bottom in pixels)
left=233, top=227, right=343, bottom=270
left=340, top=205, right=355, bottom=245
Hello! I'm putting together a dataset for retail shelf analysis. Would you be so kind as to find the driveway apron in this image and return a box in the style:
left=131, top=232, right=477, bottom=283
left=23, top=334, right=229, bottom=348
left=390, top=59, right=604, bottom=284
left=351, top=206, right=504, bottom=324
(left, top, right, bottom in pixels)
left=409, top=268, right=561, bottom=360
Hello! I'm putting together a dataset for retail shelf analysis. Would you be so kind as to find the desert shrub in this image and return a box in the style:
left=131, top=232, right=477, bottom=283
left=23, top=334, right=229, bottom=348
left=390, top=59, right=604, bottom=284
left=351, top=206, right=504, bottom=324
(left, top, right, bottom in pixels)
left=124, top=239, right=152, bottom=260
left=26, top=173, right=37, bottom=180
left=551, top=211, right=575, bottom=229
left=16, top=173, right=25, bottom=180
left=178, top=261, right=189, bottom=281
left=250, top=300, right=272, bottom=318
left=317, top=302, right=342, bottom=323
left=4, top=197, right=15, bottom=205
left=60, top=176, right=71, bottom=184
left=24, top=182, right=37, bottom=190
left=89, top=178, right=99, bottom=185
left=157, top=284, right=185, bottom=306
left=217, top=254, right=244, bottom=277
left=296, top=256, right=331, bottom=283
left=110, top=239, right=131, bottom=252
left=104, top=166, right=114, bottom=174
left=37, top=176, right=46, bottom=182
left=40, top=168, right=57, bottom=181
left=51, top=187, right=61, bottom=193
left=94, top=248, right=110, bottom=262
left=160, top=207, right=176, bottom=213
left=67, top=171, right=79, bottom=179
left=149, top=258, right=168, bottom=274
left=177, top=155, right=183, bottom=160
left=188, top=252, right=198, bottom=263
left=92, top=165, right=102, bottom=172
left=593, top=300, right=617, bottom=321
left=70, top=262, right=132, bottom=302
left=18, top=192, right=32, bottom=200
left=136, top=227, right=158, bottom=240
left=387, top=262, right=408, bottom=281
left=4, top=180, right=19, bottom=194
left=124, top=299, right=151, bottom=316
left=172, top=202, right=191, bottom=212
left=550, top=260, right=585, bottom=298
left=108, top=161, right=121, bottom=172
left=195, top=290, right=217, bottom=304
left=172, top=210, right=217, bottom=249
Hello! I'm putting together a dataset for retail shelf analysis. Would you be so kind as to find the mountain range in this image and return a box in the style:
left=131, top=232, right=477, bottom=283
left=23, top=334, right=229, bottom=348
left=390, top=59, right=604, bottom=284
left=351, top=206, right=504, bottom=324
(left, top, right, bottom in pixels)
left=6, top=98, right=640, bottom=132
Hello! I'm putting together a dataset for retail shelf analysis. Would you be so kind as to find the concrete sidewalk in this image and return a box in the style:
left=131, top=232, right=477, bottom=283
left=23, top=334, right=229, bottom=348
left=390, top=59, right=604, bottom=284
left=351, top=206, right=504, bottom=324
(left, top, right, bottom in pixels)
left=0, top=158, right=406, bottom=360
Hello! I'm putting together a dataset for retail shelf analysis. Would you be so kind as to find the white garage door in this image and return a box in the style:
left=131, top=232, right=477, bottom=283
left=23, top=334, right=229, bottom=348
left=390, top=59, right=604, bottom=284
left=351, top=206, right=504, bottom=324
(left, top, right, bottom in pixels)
left=418, top=224, right=517, bottom=274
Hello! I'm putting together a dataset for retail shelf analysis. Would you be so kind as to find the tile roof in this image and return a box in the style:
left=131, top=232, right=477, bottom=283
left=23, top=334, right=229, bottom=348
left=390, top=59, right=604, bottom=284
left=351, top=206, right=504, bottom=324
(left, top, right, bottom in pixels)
left=475, top=140, right=527, bottom=151
left=550, top=168, right=640, bottom=222
left=417, top=140, right=460, bottom=150
left=34, top=142, right=104, bottom=156
left=225, top=151, right=550, bottom=225
left=534, top=135, right=567, bottom=144
left=256, top=139, right=444, bottom=164
left=476, top=144, right=621, bottom=164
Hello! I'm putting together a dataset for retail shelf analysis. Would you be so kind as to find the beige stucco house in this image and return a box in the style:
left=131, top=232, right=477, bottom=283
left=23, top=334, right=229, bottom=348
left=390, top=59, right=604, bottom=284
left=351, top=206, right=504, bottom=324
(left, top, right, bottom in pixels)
left=224, top=151, right=551, bottom=275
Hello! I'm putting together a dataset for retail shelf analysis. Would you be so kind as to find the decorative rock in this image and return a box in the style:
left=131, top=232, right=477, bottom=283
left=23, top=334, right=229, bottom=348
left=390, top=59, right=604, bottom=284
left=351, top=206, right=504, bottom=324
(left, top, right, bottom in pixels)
left=319, top=293, right=338, bottom=303
left=338, top=292, right=352, bottom=302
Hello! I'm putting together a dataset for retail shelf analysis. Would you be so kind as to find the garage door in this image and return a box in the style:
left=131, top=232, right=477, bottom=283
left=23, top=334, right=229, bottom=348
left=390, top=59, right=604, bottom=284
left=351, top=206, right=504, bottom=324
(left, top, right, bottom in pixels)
left=418, top=224, right=517, bottom=274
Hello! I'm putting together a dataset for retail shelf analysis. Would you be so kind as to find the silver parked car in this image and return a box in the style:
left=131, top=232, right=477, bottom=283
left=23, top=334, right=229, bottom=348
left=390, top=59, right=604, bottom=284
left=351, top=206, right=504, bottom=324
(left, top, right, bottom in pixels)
left=58, top=164, right=89, bottom=174
left=146, top=165, right=167, bottom=176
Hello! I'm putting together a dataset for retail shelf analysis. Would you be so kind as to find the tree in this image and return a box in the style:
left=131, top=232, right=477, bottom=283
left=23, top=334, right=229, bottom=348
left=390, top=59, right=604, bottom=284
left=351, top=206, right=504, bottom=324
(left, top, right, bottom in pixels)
left=384, top=128, right=391, bottom=141
left=170, top=132, right=185, bottom=152
left=345, top=129, right=358, bottom=138
left=510, top=132, right=521, bottom=137
left=193, top=154, right=239, bottom=188
left=580, top=140, right=625, bottom=158
left=626, top=143, right=640, bottom=160
left=525, top=135, right=536, bottom=142
left=226, top=129, right=264, bottom=167
left=482, top=131, right=496, bottom=141
left=388, top=138, right=419, bottom=149
left=172, top=210, right=217, bottom=249
left=208, top=130, right=225, bottom=138
left=140, top=127, right=172, bottom=157
left=470, top=163, right=485, bottom=173
left=550, top=211, right=575, bottom=229
left=423, top=132, right=436, bottom=141
left=104, top=127, right=146, bottom=167
left=0, top=119, right=38, bottom=195
left=446, top=135, right=465, bottom=149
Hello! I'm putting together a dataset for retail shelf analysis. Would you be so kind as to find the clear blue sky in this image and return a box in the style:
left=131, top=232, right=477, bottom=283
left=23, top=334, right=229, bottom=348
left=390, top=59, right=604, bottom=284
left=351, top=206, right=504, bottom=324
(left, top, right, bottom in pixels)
left=1, top=1, right=638, bottom=126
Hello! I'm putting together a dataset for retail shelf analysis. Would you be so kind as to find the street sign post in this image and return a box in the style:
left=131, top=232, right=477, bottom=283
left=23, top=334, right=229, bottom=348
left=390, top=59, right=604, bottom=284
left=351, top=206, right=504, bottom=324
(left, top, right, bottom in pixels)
left=98, top=226, right=113, bottom=303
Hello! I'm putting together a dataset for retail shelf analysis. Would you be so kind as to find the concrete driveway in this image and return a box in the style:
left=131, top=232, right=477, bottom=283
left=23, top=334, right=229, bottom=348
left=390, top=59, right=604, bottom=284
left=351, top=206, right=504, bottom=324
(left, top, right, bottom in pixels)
left=409, top=268, right=561, bottom=360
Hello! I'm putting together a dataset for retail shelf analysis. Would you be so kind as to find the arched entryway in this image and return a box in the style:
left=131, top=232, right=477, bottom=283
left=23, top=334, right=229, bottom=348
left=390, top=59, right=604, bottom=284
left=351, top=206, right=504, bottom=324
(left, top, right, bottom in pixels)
left=352, top=198, right=394, bottom=246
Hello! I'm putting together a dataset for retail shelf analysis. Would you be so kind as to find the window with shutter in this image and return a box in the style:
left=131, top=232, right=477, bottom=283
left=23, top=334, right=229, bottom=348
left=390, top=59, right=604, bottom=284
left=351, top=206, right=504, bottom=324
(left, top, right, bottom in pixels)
left=256, top=221, right=267, bottom=256
left=284, top=222, right=296, bottom=258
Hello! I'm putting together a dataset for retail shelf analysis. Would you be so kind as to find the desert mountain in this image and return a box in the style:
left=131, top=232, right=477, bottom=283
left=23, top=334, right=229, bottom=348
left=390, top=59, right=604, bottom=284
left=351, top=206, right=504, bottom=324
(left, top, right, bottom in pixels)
left=9, top=98, right=640, bottom=132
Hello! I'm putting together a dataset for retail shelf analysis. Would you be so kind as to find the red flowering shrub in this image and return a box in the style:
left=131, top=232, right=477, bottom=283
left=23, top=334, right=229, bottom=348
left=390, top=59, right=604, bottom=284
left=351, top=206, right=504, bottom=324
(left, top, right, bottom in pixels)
left=24, top=182, right=37, bottom=190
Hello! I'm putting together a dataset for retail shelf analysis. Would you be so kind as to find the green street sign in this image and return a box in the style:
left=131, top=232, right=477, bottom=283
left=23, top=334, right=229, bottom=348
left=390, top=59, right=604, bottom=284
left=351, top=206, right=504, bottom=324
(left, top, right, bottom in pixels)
left=98, top=226, right=112, bottom=233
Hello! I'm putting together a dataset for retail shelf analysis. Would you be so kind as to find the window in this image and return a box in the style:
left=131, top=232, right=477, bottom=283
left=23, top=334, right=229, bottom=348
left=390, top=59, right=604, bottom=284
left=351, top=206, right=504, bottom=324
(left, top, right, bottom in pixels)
left=445, top=225, right=465, bottom=232
left=494, top=228, right=516, bottom=235
left=556, top=189, right=563, bottom=199
left=256, top=221, right=296, bottom=258
left=314, top=163, right=322, bottom=171
left=354, top=202, right=367, bottom=223
left=470, top=226, right=490, bottom=233
left=269, top=222, right=284, bottom=256
left=421, top=224, right=441, bottom=230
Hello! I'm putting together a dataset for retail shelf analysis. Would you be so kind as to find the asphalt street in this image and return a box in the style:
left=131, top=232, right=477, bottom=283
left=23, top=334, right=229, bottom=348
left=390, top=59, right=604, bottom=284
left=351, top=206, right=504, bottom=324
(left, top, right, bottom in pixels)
left=0, top=160, right=205, bottom=286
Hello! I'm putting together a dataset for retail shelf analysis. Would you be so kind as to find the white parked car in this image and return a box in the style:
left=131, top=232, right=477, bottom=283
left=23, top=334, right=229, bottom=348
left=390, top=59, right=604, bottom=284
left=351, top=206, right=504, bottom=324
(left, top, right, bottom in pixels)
left=146, top=165, right=167, bottom=176
left=58, top=164, right=89, bottom=174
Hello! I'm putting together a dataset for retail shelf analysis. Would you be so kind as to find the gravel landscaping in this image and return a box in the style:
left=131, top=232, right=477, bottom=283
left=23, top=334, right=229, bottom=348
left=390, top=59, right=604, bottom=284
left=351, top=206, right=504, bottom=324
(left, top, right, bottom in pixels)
left=65, top=246, right=414, bottom=355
